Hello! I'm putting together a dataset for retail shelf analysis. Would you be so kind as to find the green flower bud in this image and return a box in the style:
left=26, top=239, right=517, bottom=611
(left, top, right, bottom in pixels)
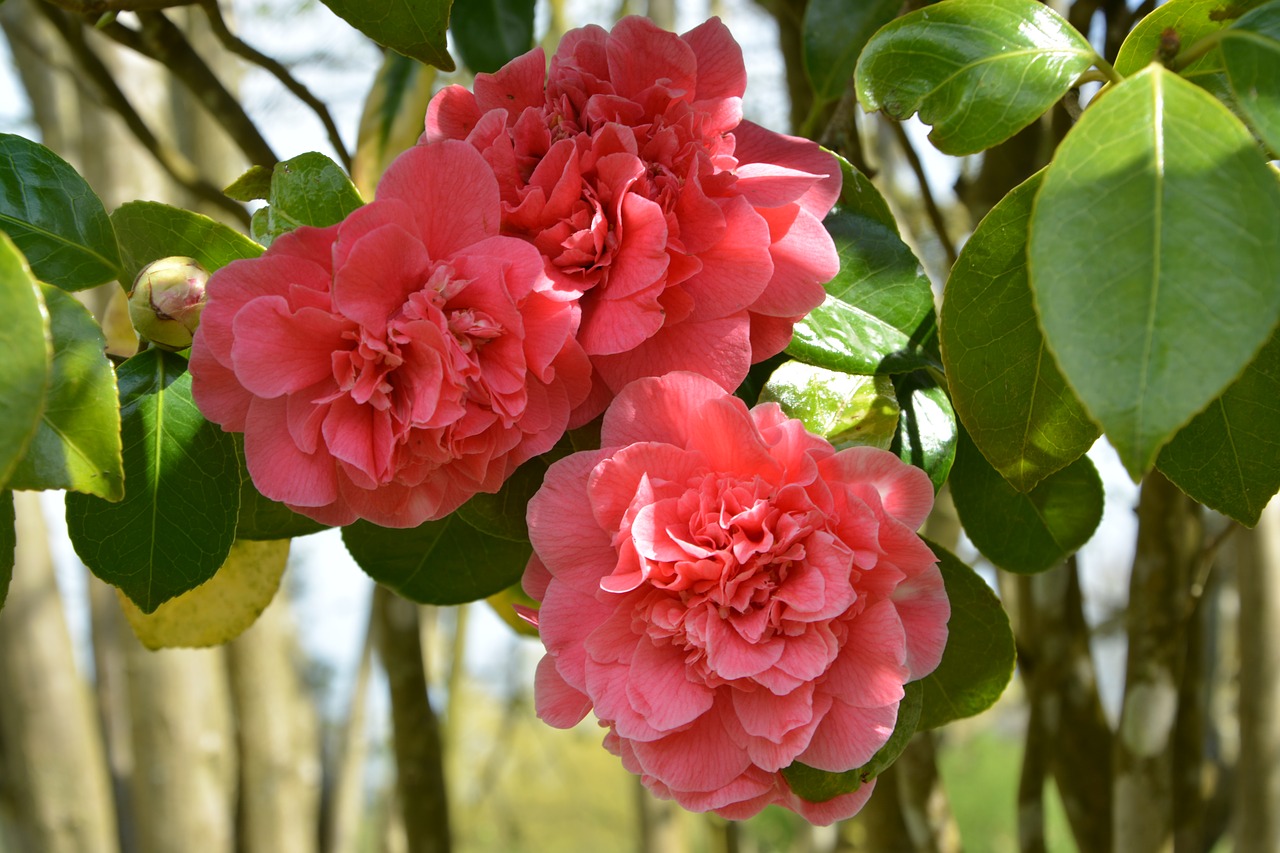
left=128, top=256, right=209, bottom=350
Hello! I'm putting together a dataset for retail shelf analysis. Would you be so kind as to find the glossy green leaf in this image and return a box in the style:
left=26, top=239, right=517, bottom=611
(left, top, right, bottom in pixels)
left=830, top=151, right=897, bottom=230
left=1029, top=65, right=1280, bottom=478
left=782, top=680, right=923, bottom=803
left=111, top=201, right=263, bottom=287
left=0, top=233, right=50, bottom=489
left=65, top=350, right=240, bottom=613
left=1221, top=1, right=1280, bottom=152
left=823, top=211, right=935, bottom=340
left=7, top=285, right=123, bottom=500
left=788, top=300, right=939, bottom=377
left=0, top=133, right=121, bottom=290
left=317, top=0, right=455, bottom=70
left=892, top=372, right=957, bottom=491
left=1158, top=332, right=1280, bottom=527
left=855, top=0, right=1097, bottom=155
left=456, top=454, right=557, bottom=542
left=759, top=361, right=900, bottom=450
left=450, top=0, right=535, bottom=74
left=803, top=0, right=901, bottom=103
left=940, top=171, right=1098, bottom=492
left=1113, top=0, right=1255, bottom=77
left=223, top=165, right=273, bottom=203
left=917, top=541, right=1016, bottom=729
left=254, top=152, right=365, bottom=246
left=0, top=491, right=13, bottom=611
left=950, top=429, right=1103, bottom=574
left=232, top=438, right=329, bottom=541
left=343, top=516, right=532, bottom=605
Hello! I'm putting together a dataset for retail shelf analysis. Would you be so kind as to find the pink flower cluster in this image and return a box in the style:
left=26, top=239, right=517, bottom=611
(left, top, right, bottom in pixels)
left=426, top=15, right=840, bottom=422
left=523, top=373, right=949, bottom=822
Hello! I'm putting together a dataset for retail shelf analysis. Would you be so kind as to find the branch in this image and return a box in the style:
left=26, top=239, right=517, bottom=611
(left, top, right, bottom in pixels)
left=38, top=0, right=199, bottom=13
left=197, top=0, right=351, bottom=170
left=886, top=118, right=959, bottom=268
left=96, top=10, right=278, bottom=167
left=32, top=3, right=250, bottom=225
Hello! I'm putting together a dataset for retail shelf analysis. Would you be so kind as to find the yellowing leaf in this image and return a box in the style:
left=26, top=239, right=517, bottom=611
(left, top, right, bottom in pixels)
left=118, top=539, right=289, bottom=650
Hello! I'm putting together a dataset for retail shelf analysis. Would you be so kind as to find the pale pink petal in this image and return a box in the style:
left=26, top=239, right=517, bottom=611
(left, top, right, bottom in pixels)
left=733, top=120, right=841, bottom=219
left=823, top=446, right=936, bottom=529
left=423, top=85, right=483, bottom=142
left=682, top=18, right=746, bottom=128
left=731, top=681, right=816, bottom=742
left=682, top=196, right=773, bottom=321
left=599, top=370, right=728, bottom=449
left=535, top=654, right=593, bottom=728
left=605, top=16, right=696, bottom=103
left=629, top=705, right=753, bottom=792
left=527, top=450, right=618, bottom=593
left=750, top=207, right=837, bottom=317
left=625, top=639, right=714, bottom=732
left=823, top=598, right=910, bottom=707
left=891, top=561, right=950, bottom=679
left=521, top=553, right=552, bottom=601
left=798, top=698, right=898, bottom=773
left=781, top=776, right=877, bottom=825
left=592, top=315, right=753, bottom=403
left=189, top=331, right=251, bottom=431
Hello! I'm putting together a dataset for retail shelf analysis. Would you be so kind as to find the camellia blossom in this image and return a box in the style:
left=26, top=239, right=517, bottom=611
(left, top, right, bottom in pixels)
left=522, top=372, right=950, bottom=822
left=190, top=140, right=591, bottom=528
left=424, top=16, right=841, bottom=422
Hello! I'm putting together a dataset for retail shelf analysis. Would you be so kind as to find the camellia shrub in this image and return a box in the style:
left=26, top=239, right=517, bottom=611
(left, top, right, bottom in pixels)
left=0, top=0, right=1277, bottom=829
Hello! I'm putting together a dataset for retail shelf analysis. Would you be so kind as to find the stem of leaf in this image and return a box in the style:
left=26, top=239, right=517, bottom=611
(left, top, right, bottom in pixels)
left=1170, top=30, right=1227, bottom=72
left=1092, top=56, right=1124, bottom=86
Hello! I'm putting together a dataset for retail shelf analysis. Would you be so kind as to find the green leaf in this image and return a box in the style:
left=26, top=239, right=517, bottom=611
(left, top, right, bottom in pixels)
left=803, top=0, right=901, bottom=104
left=788, top=300, right=940, bottom=377
left=1029, top=65, right=1280, bottom=478
left=917, top=541, right=1016, bottom=729
left=0, top=491, right=13, bottom=612
left=317, top=0, right=455, bottom=70
left=6, top=285, right=123, bottom=500
left=855, top=0, right=1097, bottom=155
left=782, top=680, right=923, bottom=803
left=940, top=171, right=1099, bottom=492
left=450, top=0, right=535, bottom=74
left=829, top=151, right=897, bottom=230
left=1158, top=331, right=1280, bottom=527
left=343, top=515, right=532, bottom=605
left=254, top=152, right=365, bottom=246
left=950, top=428, right=1103, bottom=573
left=892, top=372, right=957, bottom=491
left=1221, top=0, right=1280, bottom=152
left=0, top=133, right=122, bottom=290
left=111, top=201, right=263, bottom=286
left=1113, top=0, right=1253, bottom=78
left=455, top=454, right=557, bottom=542
left=759, top=361, right=900, bottom=450
left=232, top=438, right=329, bottom=541
left=0, top=233, right=50, bottom=489
left=223, top=165, right=273, bottom=203
left=65, top=350, right=240, bottom=613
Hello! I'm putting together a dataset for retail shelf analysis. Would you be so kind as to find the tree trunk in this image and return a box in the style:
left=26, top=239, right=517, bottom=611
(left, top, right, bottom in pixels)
left=0, top=493, right=120, bottom=853
left=324, top=600, right=377, bottom=853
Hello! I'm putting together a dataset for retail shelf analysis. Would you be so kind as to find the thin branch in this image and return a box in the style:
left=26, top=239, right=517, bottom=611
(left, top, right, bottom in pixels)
left=198, top=0, right=351, bottom=170
left=886, top=118, right=958, bottom=268
left=38, top=0, right=199, bottom=14
left=96, top=10, right=278, bottom=167
left=32, top=3, right=250, bottom=225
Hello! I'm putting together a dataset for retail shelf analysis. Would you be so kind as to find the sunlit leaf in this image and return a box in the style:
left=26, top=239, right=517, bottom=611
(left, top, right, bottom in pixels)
left=117, top=538, right=289, bottom=649
left=917, top=541, right=1016, bottom=729
left=65, top=350, right=240, bottom=613
left=111, top=201, right=262, bottom=285
left=0, top=233, right=50, bottom=490
left=892, top=372, right=957, bottom=491
left=253, top=152, right=364, bottom=246
left=0, top=133, right=121, bottom=290
left=1029, top=66, right=1280, bottom=478
left=7, top=285, right=123, bottom=501
left=940, top=171, right=1098, bottom=492
left=855, top=0, right=1097, bottom=154
left=343, top=515, right=532, bottom=605
left=1220, top=0, right=1280, bottom=152
left=317, top=0, right=455, bottom=70
left=759, top=361, right=900, bottom=450
left=1158, top=332, right=1280, bottom=527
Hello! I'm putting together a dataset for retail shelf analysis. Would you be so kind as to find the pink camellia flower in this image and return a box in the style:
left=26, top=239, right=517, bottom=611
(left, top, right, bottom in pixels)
left=425, top=16, right=841, bottom=423
left=522, top=372, right=949, bottom=822
left=190, top=140, right=591, bottom=528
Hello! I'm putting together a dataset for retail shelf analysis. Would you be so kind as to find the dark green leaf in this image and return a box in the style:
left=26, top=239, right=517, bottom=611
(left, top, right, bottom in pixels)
left=950, top=428, right=1103, bottom=573
left=0, top=233, right=50, bottom=489
left=65, top=350, right=240, bottom=613
left=759, top=360, right=900, bottom=450
left=823, top=208, right=934, bottom=339
left=1221, top=1, right=1280, bottom=152
left=450, top=0, right=535, bottom=74
left=855, top=0, right=1097, bottom=155
left=343, top=515, right=532, bottom=605
left=111, top=201, right=262, bottom=286
left=255, top=152, right=365, bottom=245
left=803, top=0, right=901, bottom=104
left=0, top=133, right=121, bottom=290
left=456, top=454, right=557, bottom=542
left=0, top=491, right=13, bottom=611
left=317, top=0, right=455, bottom=70
left=830, top=151, right=897, bottom=230
left=1158, top=331, right=1280, bottom=527
left=917, top=541, right=1016, bottom=729
left=232, top=437, right=329, bottom=541
left=222, top=165, right=273, bottom=203
left=892, top=371, right=957, bottom=491
left=940, top=171, right=1098, bottom=492
left=1029, top=66, right=1280, bottom=478
left=7, top=285, right=123, bottom=500
left=782, top=680, right=923, bottom=803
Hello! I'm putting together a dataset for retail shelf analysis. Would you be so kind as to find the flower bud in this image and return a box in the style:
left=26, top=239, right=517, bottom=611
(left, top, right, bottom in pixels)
left=129, top=256, right=210, bottom=350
